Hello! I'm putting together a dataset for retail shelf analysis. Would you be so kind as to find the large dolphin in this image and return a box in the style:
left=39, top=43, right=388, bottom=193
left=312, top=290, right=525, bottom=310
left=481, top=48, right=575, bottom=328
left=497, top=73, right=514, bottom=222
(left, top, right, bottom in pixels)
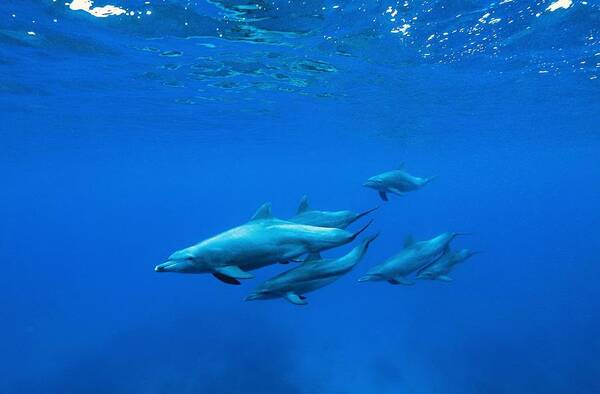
left=416, top=249, right=478, bottom=282
left=358, top=232, right=462, bottom=285
left=288, top=195, right=378, bottom=229
left=363, top=164, right=435, bottom=201
left=154, top=203, right=373, bottom=285
left=245, top=234, right=378, bottom=305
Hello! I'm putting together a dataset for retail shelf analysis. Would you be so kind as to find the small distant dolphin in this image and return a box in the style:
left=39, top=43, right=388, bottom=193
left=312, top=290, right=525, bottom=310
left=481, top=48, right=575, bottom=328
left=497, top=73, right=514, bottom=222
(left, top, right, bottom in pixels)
left=154, top=203, right=372, bottom=285
left=245, top=234, right=378, bottom=305
left=289, top=195, right=378, bottom=229
left=358, top=232, right=462, bottom=285
left=416, top=249, right=478, bottom=282
left=363, top=164, right=435, bottom=201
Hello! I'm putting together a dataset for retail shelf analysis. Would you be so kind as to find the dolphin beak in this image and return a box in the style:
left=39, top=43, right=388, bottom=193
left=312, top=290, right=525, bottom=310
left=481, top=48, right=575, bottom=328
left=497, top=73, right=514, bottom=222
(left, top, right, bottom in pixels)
left=244, top=294, right=260, bottom=301
left=154, top=261, right=177, bottom=272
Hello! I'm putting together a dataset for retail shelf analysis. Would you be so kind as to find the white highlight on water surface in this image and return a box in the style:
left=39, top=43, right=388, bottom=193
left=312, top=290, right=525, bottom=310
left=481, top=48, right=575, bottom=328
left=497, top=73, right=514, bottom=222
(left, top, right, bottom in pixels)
left=546, top=0, right=573, bottom=12
left=67, top=0, right=127, bottom=18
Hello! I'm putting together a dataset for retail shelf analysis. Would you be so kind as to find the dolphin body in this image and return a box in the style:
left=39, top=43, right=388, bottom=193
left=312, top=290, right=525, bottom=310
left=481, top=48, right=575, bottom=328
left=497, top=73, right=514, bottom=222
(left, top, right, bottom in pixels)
left=363, top=164, right=435, bottom=201
left=154, top=203, right=372, bottom=285
left=358, top=232, right=461, bottom=285
left=416, top=249, right=478, bottom=282
left=288, top=195, right=378, bottom=229
left=245, top=234, right=378, bottom=305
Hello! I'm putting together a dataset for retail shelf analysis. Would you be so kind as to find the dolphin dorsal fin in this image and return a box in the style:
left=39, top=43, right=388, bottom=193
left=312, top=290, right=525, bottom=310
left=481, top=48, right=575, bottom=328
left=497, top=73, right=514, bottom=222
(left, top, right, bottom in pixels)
left=403, top=234, right=415, bottom=248
left=297, top=195, right=311, bottom=214
left=304, top=252, right=322, bottom=262
left=398, top=162, right=405, bottom=170
left=250, top=203, right=273, bottom=221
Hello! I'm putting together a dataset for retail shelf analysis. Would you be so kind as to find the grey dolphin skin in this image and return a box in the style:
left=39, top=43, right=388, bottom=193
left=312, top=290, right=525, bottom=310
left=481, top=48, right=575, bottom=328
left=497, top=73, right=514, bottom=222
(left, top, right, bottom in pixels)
left=363, top=164, right=435, bottom=201
left=245, top=234, right=378, bottom=305
left=289, top=195, right=378, bottom=229
left=154, top=203, right=373, bottom=285
left=416, top=249, right=478, bottom=282
left=358, top=232, right=462, bottom=285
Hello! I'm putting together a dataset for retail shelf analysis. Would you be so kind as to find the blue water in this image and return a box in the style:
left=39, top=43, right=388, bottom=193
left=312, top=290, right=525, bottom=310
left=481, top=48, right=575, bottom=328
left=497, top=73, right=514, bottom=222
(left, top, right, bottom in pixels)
left=1, top=0, right=600, bottom=393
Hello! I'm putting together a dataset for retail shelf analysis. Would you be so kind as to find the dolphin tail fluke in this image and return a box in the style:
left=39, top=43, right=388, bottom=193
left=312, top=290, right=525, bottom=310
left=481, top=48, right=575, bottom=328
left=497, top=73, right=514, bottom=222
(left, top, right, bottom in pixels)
left=350, top=219, right=373, bottom=241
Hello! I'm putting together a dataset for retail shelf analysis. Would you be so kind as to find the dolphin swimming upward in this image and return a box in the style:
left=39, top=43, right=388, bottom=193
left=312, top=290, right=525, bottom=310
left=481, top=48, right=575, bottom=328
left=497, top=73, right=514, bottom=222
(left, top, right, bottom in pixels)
left=363, top=164, right=435, bottom=201
left=358, top=232, right=462, bottom=285
left=289, top=195, right=378, bottom=229
left=416, top=249, right=478, bottom=282
left=246, top=234, right=378, bottom=305
left=155, top=203, right=372, bottom=285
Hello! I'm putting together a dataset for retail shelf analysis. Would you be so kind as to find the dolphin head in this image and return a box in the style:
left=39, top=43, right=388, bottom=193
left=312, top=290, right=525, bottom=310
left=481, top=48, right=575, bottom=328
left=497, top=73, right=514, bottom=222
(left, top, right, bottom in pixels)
left=454, top=249, right=479, bottom=263
left=363, top=175, right=385, bottom=190
left=245, top=287, right=278, bottom=302
left=154, top=249, right=199, bottom=273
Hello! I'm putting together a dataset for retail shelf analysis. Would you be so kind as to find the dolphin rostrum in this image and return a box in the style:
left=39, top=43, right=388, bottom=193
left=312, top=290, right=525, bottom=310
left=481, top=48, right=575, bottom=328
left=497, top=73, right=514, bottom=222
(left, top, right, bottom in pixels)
left=154, top=203, right=373, bottom=285
left=245, top=234, right=379, bottom=305
left=416, top=249, right=478, bottom=282
left=289, top=195, right=378, bottom=229
left=363, top=163, right=435, bottom=201
left=358, top=232, right=462, bottom=285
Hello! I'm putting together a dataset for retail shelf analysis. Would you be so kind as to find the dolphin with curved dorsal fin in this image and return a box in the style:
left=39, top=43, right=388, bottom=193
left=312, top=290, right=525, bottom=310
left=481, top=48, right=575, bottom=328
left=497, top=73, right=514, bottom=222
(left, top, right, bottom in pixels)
left=416, top=249, right=479, bottom=282
left=289, top=195, right=378, bottom=229
left=245, top=234, right=379, bottom=305
left=154, top=203, right=373, bottom=285
left=363, top=164, right=436, bottom=201
left=358, top=232, right=464, bottom=285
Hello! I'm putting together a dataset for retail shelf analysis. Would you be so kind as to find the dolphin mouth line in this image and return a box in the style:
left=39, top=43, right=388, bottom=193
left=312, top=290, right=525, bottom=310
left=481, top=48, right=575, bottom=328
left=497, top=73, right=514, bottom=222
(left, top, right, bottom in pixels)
left=155, top=262, right=178, bottom=272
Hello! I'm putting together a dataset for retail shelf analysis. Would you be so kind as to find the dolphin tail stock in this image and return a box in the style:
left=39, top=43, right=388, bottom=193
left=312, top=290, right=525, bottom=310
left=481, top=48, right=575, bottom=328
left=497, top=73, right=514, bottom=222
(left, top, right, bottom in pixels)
left=350, top=219, right=374, bottom=242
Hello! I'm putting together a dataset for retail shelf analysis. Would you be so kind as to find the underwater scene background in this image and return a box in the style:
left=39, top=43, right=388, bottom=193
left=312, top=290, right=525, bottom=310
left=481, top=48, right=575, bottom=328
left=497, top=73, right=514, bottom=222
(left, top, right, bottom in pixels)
left=1, top=0, right=599, bottom=393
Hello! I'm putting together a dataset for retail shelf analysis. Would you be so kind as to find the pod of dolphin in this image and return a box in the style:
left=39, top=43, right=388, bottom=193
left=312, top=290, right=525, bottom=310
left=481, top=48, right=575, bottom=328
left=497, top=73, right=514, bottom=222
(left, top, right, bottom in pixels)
left=155, top=164, right=478, bottom=305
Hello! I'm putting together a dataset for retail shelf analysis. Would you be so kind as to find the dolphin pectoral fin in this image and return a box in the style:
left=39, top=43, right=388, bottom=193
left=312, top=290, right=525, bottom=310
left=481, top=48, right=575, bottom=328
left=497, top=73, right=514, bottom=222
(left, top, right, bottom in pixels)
left=279, top=260, right=290, bottom=264
left=378, top=191, right=389, bottom=201
left=212, top=273, right=241, bottom=285
left=388, top=276, right=414, bottom=285
left=437, top=275, right=453, bottom=282
left=303, top=252, right=322, bottom=262
left=284, top=292, right=308, bottom=305
left=214, top=265, right=254, bottom=280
